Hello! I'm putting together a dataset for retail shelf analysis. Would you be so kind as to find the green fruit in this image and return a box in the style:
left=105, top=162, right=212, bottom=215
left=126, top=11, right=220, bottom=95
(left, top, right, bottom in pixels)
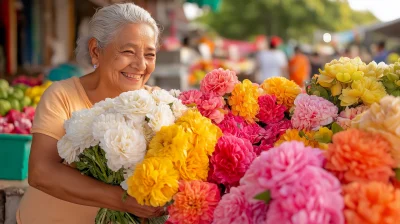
left=14, top=84, right=28, bottom=92
left=9, top=98, right=21, bottom=111
left=20, top=96, right=32, bottom=107
left=0, top=99, right=11, bottom=116
left=0, top=79, right=9, bottom=91
left=12, top=88, right=24, bottom=100
left=0, top=89, right=8, bottom=99
left=7, top=87, right=14, bottom=95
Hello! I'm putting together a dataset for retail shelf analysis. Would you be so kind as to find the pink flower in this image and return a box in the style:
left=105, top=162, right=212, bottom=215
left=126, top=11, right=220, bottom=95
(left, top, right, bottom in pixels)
left=240, top=141, right=324, bottom=194
left=179, top=90, right=203, bottom=105
left=291, top=94, right=338, bottom=131
left=197, top=93, right=226, bottom=124
left=217, top=112, right=246, bottom=136
left=257, top=95, right=287, bottom=124
left=210, top=135, right=257, bottom=187
left=253, top=140, right=275, bottom=155
left=266, top=166, right=344, bottom=224
left=239, top=123, right=267, bottom=145
left=213, top=185, right=268, bottom=224
left=336, top=105, right=369, bottom=129
left=168, top=181, right=220, bottom=224
left=200, top=68, right=239, bottom=96
left=267, top=119, right=292, bottom=137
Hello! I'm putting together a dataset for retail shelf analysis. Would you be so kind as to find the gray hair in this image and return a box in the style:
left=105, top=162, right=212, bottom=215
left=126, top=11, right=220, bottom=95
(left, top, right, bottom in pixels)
left=75, top=3, right=160, bottom=66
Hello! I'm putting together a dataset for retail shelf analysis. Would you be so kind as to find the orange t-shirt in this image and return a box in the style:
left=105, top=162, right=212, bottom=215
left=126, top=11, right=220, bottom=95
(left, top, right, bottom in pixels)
left=289, top=54, right=310, bottom=87
left=17, top=77, right=98, bottom=224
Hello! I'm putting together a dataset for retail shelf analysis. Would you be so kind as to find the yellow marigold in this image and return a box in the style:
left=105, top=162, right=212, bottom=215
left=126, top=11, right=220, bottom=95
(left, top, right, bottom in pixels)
left=274, top=129, right=327, bottom=149
left=228, top=79, right=259, bottom=123
left=176, top=109, right=222, bottom=156
left=260, top=77, right=301, bottom=109
left=147, top=124, right=191, bottom=163
left=339, top=77, right=387, bottom=106
left=318, top=57, right=365, bottom=87
left=352, top=96, right=400, bottom=167
left=176, top=147, right=210, bottom=181
left=127, top=157, right=179, bottom=207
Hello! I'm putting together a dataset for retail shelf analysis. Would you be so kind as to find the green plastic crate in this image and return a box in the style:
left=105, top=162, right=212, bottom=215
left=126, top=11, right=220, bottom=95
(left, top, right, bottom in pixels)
left=0, top=134, right=32, bottom=180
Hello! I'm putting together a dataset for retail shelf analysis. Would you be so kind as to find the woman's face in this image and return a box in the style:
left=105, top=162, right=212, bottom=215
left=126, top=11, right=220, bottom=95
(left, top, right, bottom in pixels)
left=97, top=23, right=157, bottom=92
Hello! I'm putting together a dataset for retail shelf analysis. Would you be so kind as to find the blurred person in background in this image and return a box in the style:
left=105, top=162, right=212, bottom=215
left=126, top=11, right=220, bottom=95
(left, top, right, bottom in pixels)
left=373, top=41, right=389, bottom=63
left=180, top=36, right=200, bottom=66
left=310, top=51, right=322, bottom=79
left=255, top=36, right=288, bottom=83
left=289, top=46, right=310, bottom=87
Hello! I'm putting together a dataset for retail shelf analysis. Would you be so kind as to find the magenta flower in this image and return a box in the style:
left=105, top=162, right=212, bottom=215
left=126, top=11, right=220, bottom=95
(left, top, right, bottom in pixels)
left=200, top=68, right=239, bottom=96
left=217, top=112, right=246, bottom=136
left=197, top=92, right=226, bottom=124
left=291, top=94, right=338, bottom=131
left=257, top=95, right=287, bottom=124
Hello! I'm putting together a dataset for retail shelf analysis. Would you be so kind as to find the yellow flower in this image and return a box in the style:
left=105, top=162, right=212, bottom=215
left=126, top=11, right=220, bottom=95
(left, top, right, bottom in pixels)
left=228, top=79, right=259, bottom=123
left=352, top=96, right=400, bottom=167
left=331, top=82, right=343, bottom=96
left=318, top=57, right=365, bottom=87
left=274, top=129, right=326, bottom=149
left=260, top=77, right=301, bottom=109
left=127, top=157, right=179, bottom=207
left=176, top=147, right=210, bottom=181
left=313, top=127, right=333, bottom=143
left=176, top=109, right=222, bottom=156
left=359, top=61, right=387, bottom=79
left=339, top=77, right=387, bottom=106
left=147, top=124, right=191, bottom=163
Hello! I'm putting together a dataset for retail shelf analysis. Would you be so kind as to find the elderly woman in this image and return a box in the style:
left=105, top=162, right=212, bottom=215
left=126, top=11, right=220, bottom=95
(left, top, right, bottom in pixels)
left=17, top=3, right=164, bottom=223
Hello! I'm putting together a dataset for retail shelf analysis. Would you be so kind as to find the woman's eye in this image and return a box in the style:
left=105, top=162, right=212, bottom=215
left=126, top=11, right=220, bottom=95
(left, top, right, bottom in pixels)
left=123, top=50, right=135, bottom=54
left=146, top=54, right=156, bottom=58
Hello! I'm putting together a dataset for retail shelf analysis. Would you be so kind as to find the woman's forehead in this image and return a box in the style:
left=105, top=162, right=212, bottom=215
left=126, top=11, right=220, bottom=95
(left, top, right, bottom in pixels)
left=114, top=23, right=156, bottom=47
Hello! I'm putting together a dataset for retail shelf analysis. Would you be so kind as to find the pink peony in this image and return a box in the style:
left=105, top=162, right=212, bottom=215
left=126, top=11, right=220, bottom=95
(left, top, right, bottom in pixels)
left=197, top=93, right=226, bottom=124
left=253, top=139, right=275, bottom=155
left=168, top=181, right=220, bottom=224
left=336, top=105, right=369, bottom=129
left=200, top=68, right=239, bottom=96
left=257, top=95, right=287, bottom=124
left=210, top=135, right=257, bottom=187
left=217, top=112, right=246, bottom=136
left=239, top=123, right=268, bottom=145
left=267, top=119, right=292, bottom=137
left=240, top=141, right=324, bottom=195
left=213, top=185, right=268, bottom=224
left=266, top=166, right=344, bottom=224
left=179, top=90, right=203, bottom=105
left=291, top=94, right=338, bottom=131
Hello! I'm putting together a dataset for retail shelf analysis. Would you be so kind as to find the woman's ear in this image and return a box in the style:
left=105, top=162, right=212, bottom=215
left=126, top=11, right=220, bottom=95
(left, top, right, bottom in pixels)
left=88, top=38, right=100, bottom=66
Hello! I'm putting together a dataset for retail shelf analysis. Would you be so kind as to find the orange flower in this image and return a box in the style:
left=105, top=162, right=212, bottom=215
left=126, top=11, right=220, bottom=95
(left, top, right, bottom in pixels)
left=228, top=79, right=259, bottom=123
left=343, top=182, right=400, bottom=224
left=168, top=181, right=221, bottom=224
left=325, top=128, right=395, bottom=183
left=260, top=77, right=301, bottom=109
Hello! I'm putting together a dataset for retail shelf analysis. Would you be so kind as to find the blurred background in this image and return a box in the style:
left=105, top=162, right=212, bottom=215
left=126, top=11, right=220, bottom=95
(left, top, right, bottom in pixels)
left=1, top=0, right=400, bottom=90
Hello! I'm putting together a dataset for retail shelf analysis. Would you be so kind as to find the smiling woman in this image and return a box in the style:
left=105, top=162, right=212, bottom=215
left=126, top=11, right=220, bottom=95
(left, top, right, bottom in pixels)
left=16, top=3, right=165, bottom=224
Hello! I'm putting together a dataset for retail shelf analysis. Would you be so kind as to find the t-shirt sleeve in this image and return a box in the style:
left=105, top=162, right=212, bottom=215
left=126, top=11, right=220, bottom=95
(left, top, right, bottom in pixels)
left=31, top=82, right=69, bottom=140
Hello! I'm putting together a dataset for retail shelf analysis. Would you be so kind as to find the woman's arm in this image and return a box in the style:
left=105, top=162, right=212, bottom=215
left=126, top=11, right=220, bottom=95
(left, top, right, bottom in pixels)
left=28, top=133, right=163, bottom=218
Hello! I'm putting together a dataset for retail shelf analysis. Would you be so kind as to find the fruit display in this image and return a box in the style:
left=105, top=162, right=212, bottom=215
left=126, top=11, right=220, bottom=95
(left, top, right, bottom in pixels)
left=0, top=78, right=51, bottom=134
left=12, top=74, right=44, bottom=87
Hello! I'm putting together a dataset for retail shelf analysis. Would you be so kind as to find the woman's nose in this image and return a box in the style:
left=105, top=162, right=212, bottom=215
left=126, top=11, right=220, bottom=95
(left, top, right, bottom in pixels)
left=131, top=55, right=146, bottom=71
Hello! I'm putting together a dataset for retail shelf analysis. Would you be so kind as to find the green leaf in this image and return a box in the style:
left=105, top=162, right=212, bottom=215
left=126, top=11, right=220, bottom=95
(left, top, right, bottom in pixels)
left=331, top=122, right=344, bottom=134
left=395, top=168, right=400, bottom=181
left=254, top=190, right=271, bottom=204
left=122, top=191, right=128, bottom=202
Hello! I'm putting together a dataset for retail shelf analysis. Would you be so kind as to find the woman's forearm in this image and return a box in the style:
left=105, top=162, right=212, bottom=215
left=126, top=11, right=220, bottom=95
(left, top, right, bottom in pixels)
left=29, top=162, right=129, bottom=212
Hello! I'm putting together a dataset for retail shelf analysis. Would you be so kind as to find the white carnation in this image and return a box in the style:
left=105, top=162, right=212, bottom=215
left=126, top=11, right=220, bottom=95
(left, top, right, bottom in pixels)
left=64, top=109, right=99, bottom=151
left=57, top=135, right=80, bottom=164
left=151, top=89, right=176, bottom=105
left=146, top=104, right=175, bottom=132
left=114, top=90, right=156, bottom=120
left=93, top=98, right=116, bottom=113
left=100, top=124, right=147, bottom=172
left=171, top=99, right=188, bottom=119
left=169, top=89, right=181, bottom=98
left=92, top=113, right=126, bottom=141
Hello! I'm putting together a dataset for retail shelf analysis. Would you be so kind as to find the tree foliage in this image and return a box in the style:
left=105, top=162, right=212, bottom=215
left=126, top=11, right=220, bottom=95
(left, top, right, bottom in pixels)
left=197, top=0, right=378, bottom=41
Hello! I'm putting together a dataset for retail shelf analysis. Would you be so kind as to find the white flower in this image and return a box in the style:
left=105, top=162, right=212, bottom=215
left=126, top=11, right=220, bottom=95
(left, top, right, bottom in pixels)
left=121, top=167, right=135, bottom=190
left=171, top=99, right=188, bottom=119
left=92, top=113, right=126, bottom=141
left=57, top=135, right=80, bottom=164
left=93, top=98, right=116, bottom=113
left=169, top=89, right=181, bottom=98
left=64, top=109, right=99, bottom=151
left=100, top=124, right=147, bottom=172
left=146, top=104, right=175, bottom=132
left=151, top=89, right=176, bottom=105
left=114, top=90, right=156, bottom=120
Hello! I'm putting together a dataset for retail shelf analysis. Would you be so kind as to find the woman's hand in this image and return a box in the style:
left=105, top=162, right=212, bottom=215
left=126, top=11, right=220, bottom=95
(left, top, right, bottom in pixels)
left=124, top=197, right=166, bottom=218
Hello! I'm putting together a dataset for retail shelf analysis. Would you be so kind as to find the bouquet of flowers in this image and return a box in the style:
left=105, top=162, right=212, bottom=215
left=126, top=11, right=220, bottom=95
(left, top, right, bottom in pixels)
left=57, top=89, right=189, bottom=224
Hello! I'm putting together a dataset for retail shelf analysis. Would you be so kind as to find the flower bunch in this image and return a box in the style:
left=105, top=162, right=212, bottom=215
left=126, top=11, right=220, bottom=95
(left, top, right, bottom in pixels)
left=381, top=58, right=400, bottom=96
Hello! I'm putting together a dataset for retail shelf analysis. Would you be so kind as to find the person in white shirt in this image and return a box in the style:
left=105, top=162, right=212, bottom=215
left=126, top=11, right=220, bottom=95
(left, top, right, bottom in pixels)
left=256, top=38, right=288, bottom=83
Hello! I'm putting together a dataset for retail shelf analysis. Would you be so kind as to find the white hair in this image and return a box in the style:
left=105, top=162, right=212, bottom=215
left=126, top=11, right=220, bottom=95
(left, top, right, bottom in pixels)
left=75, top=3, right=160, bottom=66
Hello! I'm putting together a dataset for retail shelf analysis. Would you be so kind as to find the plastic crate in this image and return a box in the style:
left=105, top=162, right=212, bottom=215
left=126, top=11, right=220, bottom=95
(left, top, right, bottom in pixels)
left=0, top=134, right=32, bottom=180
